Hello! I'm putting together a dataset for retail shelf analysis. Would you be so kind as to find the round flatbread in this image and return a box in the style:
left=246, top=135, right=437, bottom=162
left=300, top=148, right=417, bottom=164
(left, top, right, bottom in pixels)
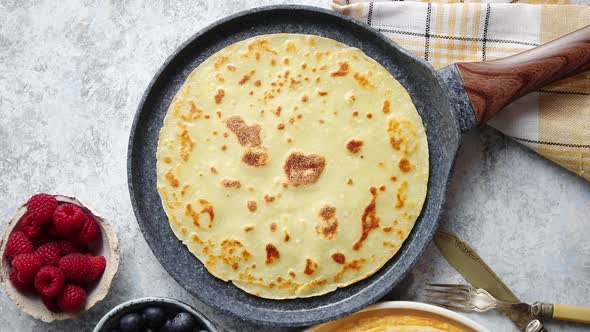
left=156, top=34, right=428, bottom=299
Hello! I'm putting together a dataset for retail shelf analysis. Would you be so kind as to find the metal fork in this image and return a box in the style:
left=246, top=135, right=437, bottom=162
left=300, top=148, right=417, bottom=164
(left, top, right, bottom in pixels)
left=425, top=284, right=546, bottom=332
left=425, top=283, right=501, bottom=313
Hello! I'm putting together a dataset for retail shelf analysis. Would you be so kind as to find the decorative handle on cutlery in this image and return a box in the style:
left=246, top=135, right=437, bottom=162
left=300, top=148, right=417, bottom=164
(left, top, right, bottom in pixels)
left=533, top=302, right=590, bottom=324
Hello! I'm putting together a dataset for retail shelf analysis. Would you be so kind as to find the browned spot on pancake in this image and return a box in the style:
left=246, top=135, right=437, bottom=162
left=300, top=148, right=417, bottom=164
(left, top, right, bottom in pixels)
left=185, top=204, right=200, bottom=228
left=210, top=167, right=218, bottom=174
left=319, top=65, right=328, bottom=71
left=388, top=118, right=417, bottom=152
left=274, top=106, right=282, bottom=116
left=283, top=57, right=289, bottom=65
left=353, top=72, right=372, bottom=87
left=226, top=64, right=237, bottom=71
left=214, top=55, right=229, bottom=69
left=382, top=100, right=391, bottom=114
left=214, top=89, right=225, bottom=104
left=180, top=227, right=187, bottom=235
left=301, top=95, right=309, bottom=103
left=223, top=132, right=229, bottom=138
left=366, top=113, right=373, bottom=119
left=163, top=157, right=172, bottom=164
left=264, top=194, right=276, bottom=203
left=319, top=119, right=325, bottom=125
left=270, top=59, right=276, bottom=66
left=265, top=244, right=280, bottom=264
left=287, top=138, right=293, bottom=144
left=253, top=80, right=261, bottom=87
left=204, top=114, right=210, bottom=119
left=316, top=205, right=338, bottom=240
left=380, top=185, right=386, bottom=192
left=191, top=233, right=203, bottom=244
left=247, top=200, right=257, bottom=212
left=215, top=73, right=224, bottom=82
left=249, top=91, right=254, bottom=96
left=297, top=114, right=303, bottom=119
left=333, top=258, right=366, bottom=282
left=396, top=181, right=408, bottom=209
left=346, top=139, right=363, bottom=154
left=352, top=111, right=359, bottom=117
left=244, top=226, right=254, bottom=232
left=222, top=179, right=241, bottom=189
left=178, top=129, right=195, bottom=161
left=180, top=185, right=189, bottom=197
left=378, top=162, right=385, bottom=167
left=221, top=239, right=250, bottom=270
left=242, top=148, right=268, bottom=167
left=277, top=123, right=285, bottom=130
left=352, top=187, right=380, bottom=251
left=289, top=271, right=296, bottom=278
left=315, top=76, right=320, bottom=83
left=270, top=222, right=277, bottom=232
left=331, top=253, right=346, bottom=264
left=301, top=63, right=307, bottom=70
left=304, top=258, right=318, bottom=275
left=347, top=179, right=353, bottom=185
left=221, top=145, right=227, bottom=151
left=284, top=231, right=290, bottom=242
left=283, top=152, right=326, bottom=187
left=181, top=101, right=202, bottom=121
left=282, top=182, right=289, bottom=189
left=390, top=176, right=397, bottom=182
left=165, top=170, right=179, bottom=188
left=331, top=62, right=349, bottom=77
left=383, top=226, right=393, bottom=233
left=397, top=229, right=405, bottom=239
left=399, top=158, right=412, bottom=172
left=255, top=52, right=261, bottom=61
left=318, top=91, right=328, bottom=96
left=393, top=219, right=399, bottom=225
left=225, top=116, right=262, bottom=147
left=212, top=131, right=218, bottom=136
left=238, top=70, right=255, bottom=85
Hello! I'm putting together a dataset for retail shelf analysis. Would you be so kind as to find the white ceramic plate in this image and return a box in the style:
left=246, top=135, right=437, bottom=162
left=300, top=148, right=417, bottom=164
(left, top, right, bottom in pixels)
left=305, top=301, right=489, bottom=332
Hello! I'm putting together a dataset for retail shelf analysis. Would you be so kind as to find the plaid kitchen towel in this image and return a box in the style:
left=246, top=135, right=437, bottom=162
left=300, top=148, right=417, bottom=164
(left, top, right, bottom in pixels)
left=333, top=0, right=590, bottom=181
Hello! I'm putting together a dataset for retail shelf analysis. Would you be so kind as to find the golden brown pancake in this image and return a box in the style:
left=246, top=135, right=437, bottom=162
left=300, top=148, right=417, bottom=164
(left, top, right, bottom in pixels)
left=156, top=34, right=428, bottom=299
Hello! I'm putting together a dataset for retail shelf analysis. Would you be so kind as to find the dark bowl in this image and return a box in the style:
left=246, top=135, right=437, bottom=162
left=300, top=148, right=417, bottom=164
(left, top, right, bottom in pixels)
left=93, top=297, right=219, bottom=332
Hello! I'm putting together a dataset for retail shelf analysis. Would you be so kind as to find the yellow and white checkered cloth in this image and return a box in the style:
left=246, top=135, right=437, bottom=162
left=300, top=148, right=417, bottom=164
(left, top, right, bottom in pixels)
left=333, top=0, right=590, bottom=181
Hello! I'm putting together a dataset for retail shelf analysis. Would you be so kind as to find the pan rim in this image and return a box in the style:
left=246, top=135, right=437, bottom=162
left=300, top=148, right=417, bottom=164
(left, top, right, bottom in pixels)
left=127, top=4, right=457, bottom=327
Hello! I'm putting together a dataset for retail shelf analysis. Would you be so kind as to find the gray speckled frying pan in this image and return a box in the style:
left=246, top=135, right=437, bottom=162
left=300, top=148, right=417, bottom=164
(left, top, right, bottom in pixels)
left=127, top=5, right=590, bottom=327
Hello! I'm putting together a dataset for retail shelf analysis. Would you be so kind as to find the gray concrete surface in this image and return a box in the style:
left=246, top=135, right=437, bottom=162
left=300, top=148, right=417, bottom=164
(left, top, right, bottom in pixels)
left=1, top=1, right=588, bottom=331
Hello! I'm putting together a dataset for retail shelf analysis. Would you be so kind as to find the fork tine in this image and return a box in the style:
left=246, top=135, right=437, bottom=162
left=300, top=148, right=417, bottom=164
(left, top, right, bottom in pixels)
left=425, top=295, right=470, bottom=305
left=426, top=301, right=472, bottom=312
left=424, top=288, right=470, bottom=299
left=426, top=283, right=472, bottom=290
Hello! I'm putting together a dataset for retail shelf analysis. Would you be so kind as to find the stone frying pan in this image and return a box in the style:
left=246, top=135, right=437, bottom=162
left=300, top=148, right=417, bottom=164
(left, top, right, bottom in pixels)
left=127, top=5, right=590, bottom=327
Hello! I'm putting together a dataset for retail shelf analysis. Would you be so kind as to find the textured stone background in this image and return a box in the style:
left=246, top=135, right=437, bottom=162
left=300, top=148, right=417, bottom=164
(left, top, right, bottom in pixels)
left=1, top=1, right=589, bottom=331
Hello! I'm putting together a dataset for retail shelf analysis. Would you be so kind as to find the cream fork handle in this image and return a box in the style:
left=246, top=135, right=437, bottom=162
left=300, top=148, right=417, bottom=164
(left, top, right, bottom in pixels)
left=534, top=302, right=590, bottom=324
left=554, top=304, right=590, bottom=324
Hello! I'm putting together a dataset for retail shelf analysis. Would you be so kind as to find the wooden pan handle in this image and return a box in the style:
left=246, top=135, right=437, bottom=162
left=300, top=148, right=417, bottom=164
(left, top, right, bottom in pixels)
left=455, top=25, right=590, bottom=126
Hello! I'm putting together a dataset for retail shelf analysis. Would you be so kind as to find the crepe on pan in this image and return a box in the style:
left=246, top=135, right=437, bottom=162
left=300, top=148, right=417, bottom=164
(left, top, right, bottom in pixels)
left=156, top=34, right=428, bottom=299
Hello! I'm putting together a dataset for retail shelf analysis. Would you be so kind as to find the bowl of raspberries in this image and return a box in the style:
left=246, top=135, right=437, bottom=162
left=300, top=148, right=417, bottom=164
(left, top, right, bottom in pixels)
left=94, top=297, right=219, bottom=332
left=0, top=193, right=120, bottom=322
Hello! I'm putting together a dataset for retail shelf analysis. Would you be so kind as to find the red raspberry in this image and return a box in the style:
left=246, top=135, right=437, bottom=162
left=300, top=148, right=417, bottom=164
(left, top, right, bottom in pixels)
left=36, top=242, right=61, bottom=266
left=12, top=253, right=43, bottom=283
left=42, top=295, right=61, bottom=312
left=58, top=253, right=90, bottom=283
left=58, top=240, right=87, bottom=255
left=9, top=268, right=32, bottom=291
left=4, top=231, right=34, bottom=261
left=47, top=224, right=59, bottom=239
left=57, top=284, right=86, bottom=311
left=26, top=194, right=57, bottom=225
left=84, top=255, right=106, bottom=283
left=78, top=215, right=101, bottom=243
left=20, top=214, right=43, bottom=239
left=34, top=266, right=65, bottom=297
left=53, top=204, right=85, bottom=238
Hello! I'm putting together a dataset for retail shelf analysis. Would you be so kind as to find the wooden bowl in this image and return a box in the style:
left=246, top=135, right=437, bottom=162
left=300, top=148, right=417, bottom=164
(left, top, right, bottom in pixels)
left=0, top=194, right=120, bottom=322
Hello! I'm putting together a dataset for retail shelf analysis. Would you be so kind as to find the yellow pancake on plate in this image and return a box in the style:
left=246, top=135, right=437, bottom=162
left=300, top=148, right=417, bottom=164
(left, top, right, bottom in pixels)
left=156, top=34, right=428, bottom=299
